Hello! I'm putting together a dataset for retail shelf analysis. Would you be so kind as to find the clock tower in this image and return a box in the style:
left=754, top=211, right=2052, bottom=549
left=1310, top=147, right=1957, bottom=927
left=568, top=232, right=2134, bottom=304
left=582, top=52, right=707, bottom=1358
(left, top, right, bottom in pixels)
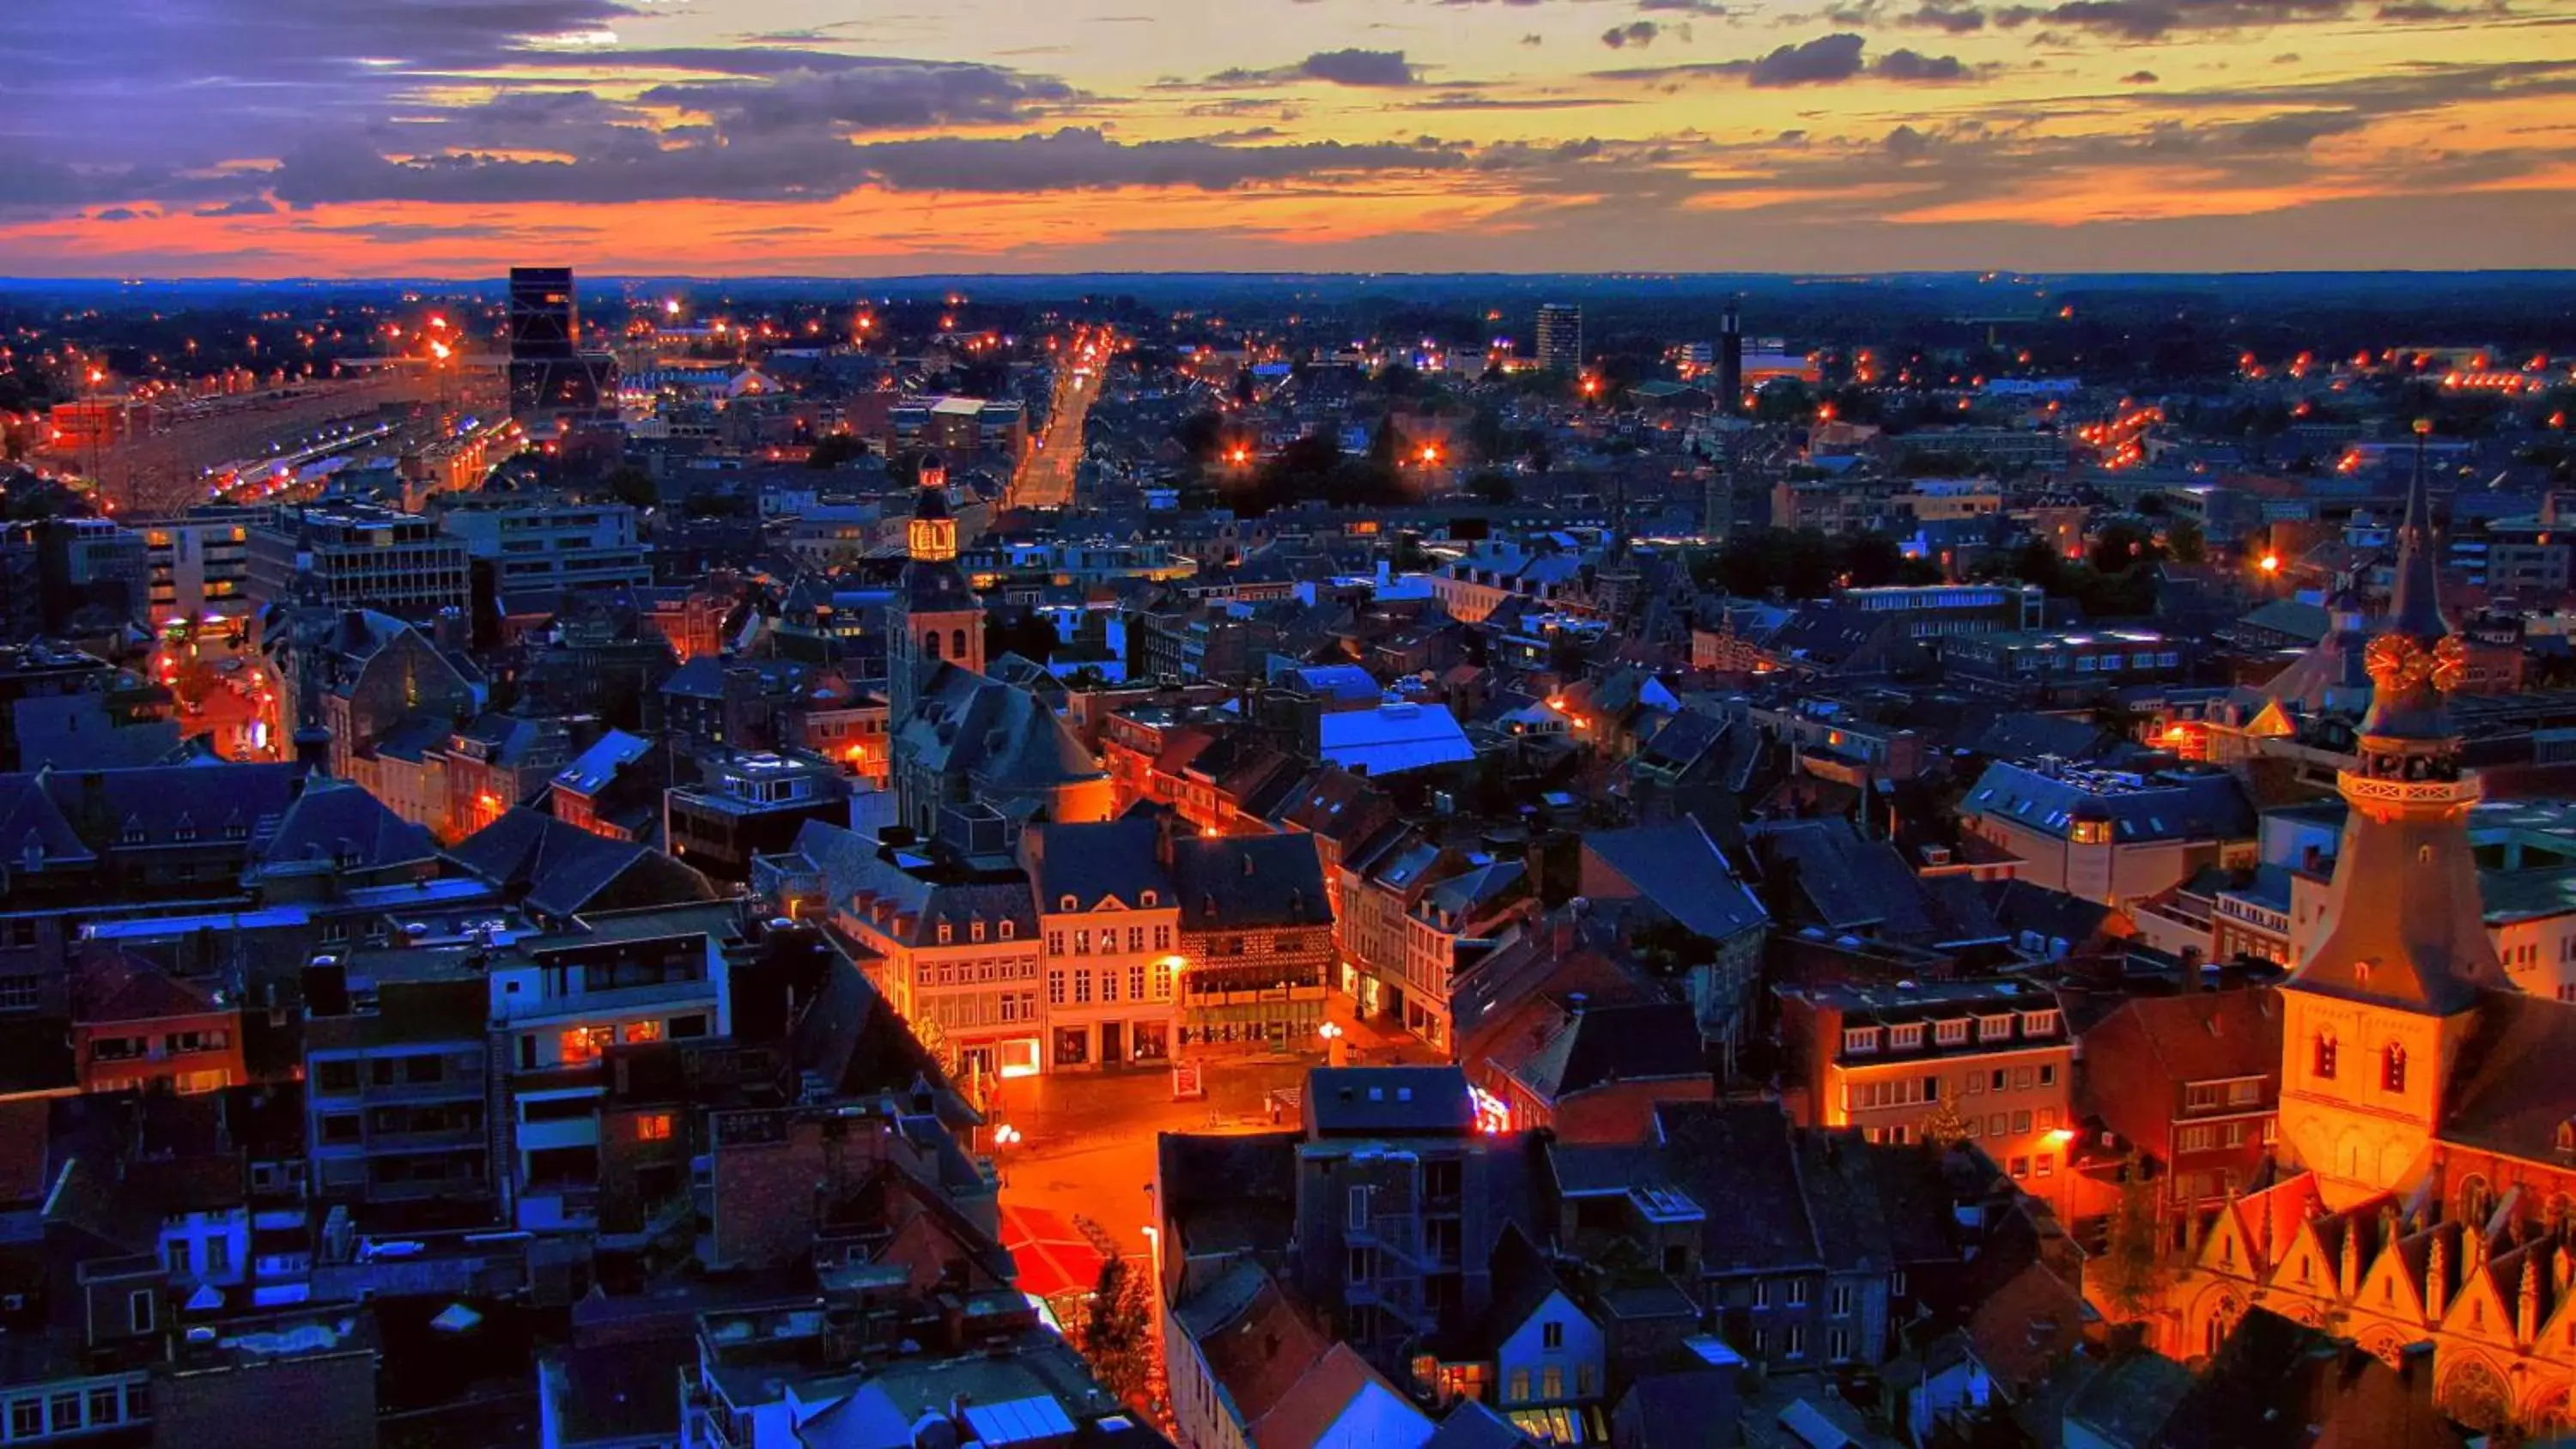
left=886, top=455, right=984, bottom=725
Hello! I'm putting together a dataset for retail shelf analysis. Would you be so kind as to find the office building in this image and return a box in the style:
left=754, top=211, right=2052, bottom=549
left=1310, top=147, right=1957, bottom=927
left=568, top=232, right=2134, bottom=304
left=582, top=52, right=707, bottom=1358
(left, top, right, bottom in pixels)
left=507, top=266, right=618, bottom=426
left=432, top=493, right=653, bottom=600
left=246, top=503, right=472, bottom=619
left=137, top=507, right=261, bottom=627
left=1534, top=303, right=1582, bottom=374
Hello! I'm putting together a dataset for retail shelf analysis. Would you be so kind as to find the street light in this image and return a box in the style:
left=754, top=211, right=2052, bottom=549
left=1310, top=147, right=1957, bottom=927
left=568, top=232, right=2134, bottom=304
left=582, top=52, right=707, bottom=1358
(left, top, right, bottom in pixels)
left=1318, top=1021, right=1348, bottom=1068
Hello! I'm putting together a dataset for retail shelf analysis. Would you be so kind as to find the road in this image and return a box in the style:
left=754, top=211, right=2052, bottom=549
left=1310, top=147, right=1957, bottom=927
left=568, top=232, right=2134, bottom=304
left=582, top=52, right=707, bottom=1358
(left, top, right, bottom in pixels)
left=1011, top=330, right=1115, bottom=510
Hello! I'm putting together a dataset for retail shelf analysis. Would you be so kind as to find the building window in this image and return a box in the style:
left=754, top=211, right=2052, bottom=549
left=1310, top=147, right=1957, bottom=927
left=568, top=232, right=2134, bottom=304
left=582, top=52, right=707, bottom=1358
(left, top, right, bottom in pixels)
left=2383, top=1044, right=2407, bottom=1094
left=87, top=1387, right=119, bottom=1427
left=1889, top=1023, right=1923, bottom=1051
left=1152, top=959, right=1175, bottom=998
left=2314, top=1034, right=2338, bottom=1080
left=1832, top=1283, right=1855, bottom=1317
left=937, top=922, right=952, bottom=945
left=1753, top=1280, right=1771, bottom=1309
left=1048, top=971, right=1066, bottom=1005
left=11, top=1400, right=40, bottom=1439
left=999, top=920, right=1016, bottom=941
left=1844, top=1028, right=1881, bottom=1055
left=636, top=1113, right=674, bottom=1142
left=1100, top=972, right=1119, bottom=1003
left=2021, top=1010, right=2059, bottom=1036
left=1154, top=925, right=1172, bottom=951
left=1129, top=965, right=1146, bottom=1000
left=1784, top=1325, right=1807, bottom=1359
left=1830, top=1328, right=1852, bottom=1361
left=1348, top=1185, right=1370, bottom=1229
left=2038, top=1064, right=2057, bottom=1087
left=1543, top=1321, right=1564, bottom=1349
left=1073, top=931, right=1091, bottom=956
left=1935, top=1019, right=1968, bottom=1046
left=1074, top=971, right=1093, bottom=1004
left=129, top=1289, right=155, bottom=1333
left=1541, top=1367, right=1564, bottom=1401
left=1046, top=931, right=1064, bottom=955
left=1509, top=1370, right=1530, bottom=1404
left=1787, top=1276, right=1808, bottom=1307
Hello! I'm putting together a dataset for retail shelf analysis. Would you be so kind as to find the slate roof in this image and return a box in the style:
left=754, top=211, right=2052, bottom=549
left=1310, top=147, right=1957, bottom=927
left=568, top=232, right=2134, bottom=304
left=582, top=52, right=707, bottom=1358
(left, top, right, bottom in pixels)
left=1315, top=701, right=1475, bottom=776
left=1032, top=816, right=1173, bottom=912
left=1648, top=1101, right=1820, bottom=1274
left=1176, top=1261, right=1331, bottom=1434
left=793, top=819, right=1041, bottom=945
left=1582, top=818, right=1768, bottom=943
left=1170, top=833, right=1331, bottom=931
left=71, top=946, right=222, bottom=1024
left=446, top=806, right=714, bottom=920
left=2438, top=989, right=2576, bottom=1164
left=553, top=728, right=653, bottom=797
left=1306, top=1066, right=1476, bottom=1137
left=897, top=664, right=1103, bottom=797
left=1963, top=761, right=2257, bottom=845
left=1513, top=1002, right=1707, bottom=1102
left=256, top=779, right=437, bottom=876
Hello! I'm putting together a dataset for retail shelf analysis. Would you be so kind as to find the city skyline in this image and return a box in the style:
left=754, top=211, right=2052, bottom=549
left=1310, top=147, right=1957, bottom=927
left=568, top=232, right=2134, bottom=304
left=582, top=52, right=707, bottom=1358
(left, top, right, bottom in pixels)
left=3, top=0, right=2573, bottom=278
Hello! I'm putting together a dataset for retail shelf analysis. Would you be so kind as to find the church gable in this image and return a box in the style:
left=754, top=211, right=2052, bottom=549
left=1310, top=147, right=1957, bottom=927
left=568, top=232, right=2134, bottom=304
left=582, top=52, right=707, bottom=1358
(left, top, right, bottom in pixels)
left=2441, top=1251, right=2513, bottom=1345
left=2356, top=1226, right=2430, bottom=1325
left=2269, top=1217, right=2339, bottom=1300
left=2196, top=1201, right=2259, bottom=1278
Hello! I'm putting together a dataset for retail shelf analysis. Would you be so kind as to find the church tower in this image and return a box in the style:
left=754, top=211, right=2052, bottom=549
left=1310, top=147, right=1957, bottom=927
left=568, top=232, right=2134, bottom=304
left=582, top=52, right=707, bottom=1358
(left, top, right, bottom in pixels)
left=885, top=455, right=985, bottom=725
left=2276, top=423, right=2507, bottom=1209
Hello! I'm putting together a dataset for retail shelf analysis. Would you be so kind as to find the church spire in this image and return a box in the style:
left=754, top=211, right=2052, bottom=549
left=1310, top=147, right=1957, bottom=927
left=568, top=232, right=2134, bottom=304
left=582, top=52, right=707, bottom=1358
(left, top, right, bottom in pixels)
left=2286, top=419, right=2500, bottom=1016
left=2359, top=420, right=2459, bottom=746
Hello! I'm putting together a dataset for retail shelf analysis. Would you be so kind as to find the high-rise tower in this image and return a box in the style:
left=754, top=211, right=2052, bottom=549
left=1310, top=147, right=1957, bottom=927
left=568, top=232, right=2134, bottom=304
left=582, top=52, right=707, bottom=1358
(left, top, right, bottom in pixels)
left=1719, top=300, right=1744, bottom=415
left=1534, top=303, right=1582, bottom=375
left=2276, top=423, right=2505, bottom=1208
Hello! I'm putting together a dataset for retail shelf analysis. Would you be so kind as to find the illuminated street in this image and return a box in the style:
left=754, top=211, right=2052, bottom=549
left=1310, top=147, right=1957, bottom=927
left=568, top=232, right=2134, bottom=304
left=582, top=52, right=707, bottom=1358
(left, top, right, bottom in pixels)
left=1011, top=330, right=1112, bottom=510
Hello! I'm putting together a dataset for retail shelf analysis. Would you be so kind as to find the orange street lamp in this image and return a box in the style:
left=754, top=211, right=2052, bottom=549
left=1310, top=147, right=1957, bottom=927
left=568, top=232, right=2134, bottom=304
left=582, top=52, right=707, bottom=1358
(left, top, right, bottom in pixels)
left=2258, top=553, right=2280, bottom=574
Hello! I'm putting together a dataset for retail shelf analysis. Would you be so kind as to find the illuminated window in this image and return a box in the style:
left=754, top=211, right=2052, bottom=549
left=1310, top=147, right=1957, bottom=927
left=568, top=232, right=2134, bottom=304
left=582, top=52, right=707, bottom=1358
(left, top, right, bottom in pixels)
left=2314, top=1034, right=2338, bottom=1081
left=623, top=1020, right=663, bottom=1046
left=2382, top=1043, right=2406, bottom=1094
left=559, top=1026, right=613, bottom=1064
left=636, top=1113, right=674, bottom=1142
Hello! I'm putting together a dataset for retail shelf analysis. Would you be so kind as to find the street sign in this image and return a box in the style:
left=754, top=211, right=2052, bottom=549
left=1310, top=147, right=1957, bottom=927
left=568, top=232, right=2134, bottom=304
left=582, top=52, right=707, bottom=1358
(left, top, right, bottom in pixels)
left=1170, top=1059, right=1205, bottom=1100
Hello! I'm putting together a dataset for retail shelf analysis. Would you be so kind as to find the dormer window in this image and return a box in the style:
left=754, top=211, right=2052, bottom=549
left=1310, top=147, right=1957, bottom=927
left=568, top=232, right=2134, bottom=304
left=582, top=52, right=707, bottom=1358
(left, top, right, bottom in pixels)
left=1060, top=894, right=1078, bottom=912
left=1889, top=1023, right=1924, bottom=1051
left=2021, top=1010, right=2060, bottom=1038
left=999, top=920, right=1016, bottom=941
left=1140, top=890, right=1158, bottom=907
left=970, top=919, right=986, bottom=943
left=119, top=823, right=146, bottom=846
left=1977, top=1014, right=2015, bottom=1043
left=1844, top=1027, right=1882, bottom=1056
left=936, top=922, right=953, bottom=946
left=1935, top=1019, right=1969, bottom=1046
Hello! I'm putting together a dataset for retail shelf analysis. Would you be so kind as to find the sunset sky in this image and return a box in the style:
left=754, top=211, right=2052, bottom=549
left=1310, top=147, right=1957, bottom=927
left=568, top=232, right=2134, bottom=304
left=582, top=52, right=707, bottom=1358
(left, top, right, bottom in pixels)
left=2, top=0, right=2572, bottom=276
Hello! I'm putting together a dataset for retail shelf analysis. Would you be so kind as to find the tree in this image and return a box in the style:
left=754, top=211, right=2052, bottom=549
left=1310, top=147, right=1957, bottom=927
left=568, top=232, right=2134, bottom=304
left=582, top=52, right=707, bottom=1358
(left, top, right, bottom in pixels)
left=805, top=433, right=867, bottom=470
left=1467, top=470, right=1517, bottom=505
left=1920, top=1100, right=1973, bottom=1149
left=603, top=464, right=659, bottom=510
left=1076, top=1250, right=1157, bottom=1411
left=2166, top=518, right=2207, bottom=565
left=2089, top=1155, right=2168, bottom=1323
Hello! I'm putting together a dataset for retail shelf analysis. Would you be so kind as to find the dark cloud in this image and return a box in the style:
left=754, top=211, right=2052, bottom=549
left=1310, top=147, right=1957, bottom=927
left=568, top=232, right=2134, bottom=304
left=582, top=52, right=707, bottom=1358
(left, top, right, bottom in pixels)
left=1297, top=48, right=1419, bottom=85
left=639, top=58, right=1075, bottom=131
left=1601, top=21, right=1662, bottom=45
left=267, top=126, right=1467, bottom=206
left=1985, top=0, right=2423, bottom=37
left=1875, top=46, right=1972, bottom=80
left=1204, top=48, right=1420, bottom=88
left=1637, top=0, right=1728, bottom=10
left=2121, top=69, right=2160, bottom=82
left=93, top=207, right=144, bottom=222
left=1901, top=3, right=1991, bottom=31
left=196, top=197, right=280, bottom=217
left=1747, top=33, right=1868, bottom=84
